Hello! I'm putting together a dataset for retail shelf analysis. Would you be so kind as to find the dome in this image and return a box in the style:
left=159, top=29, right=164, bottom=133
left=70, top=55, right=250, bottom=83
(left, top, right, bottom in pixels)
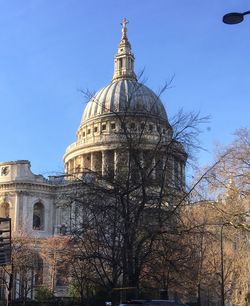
left=81, top=79, right=168, bottom=125
left=63, top=19, right=186, bottom=184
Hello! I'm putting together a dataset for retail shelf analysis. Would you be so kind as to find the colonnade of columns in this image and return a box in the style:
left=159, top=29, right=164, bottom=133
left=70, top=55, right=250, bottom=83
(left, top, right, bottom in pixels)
left=65, top=150, right=118, bottom=178
left=65, top=150, right=186, bottom=189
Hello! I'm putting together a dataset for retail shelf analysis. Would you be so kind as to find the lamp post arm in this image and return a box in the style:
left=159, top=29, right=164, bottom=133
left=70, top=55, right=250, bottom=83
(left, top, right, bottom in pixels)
left=223, top=10, right=250, bottom=24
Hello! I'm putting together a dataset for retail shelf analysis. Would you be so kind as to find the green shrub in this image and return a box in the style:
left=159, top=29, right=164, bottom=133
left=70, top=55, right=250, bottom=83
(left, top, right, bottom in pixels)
left=35, top=285, right=54, bottom=302
left=68, top=282, right=80, bottom=299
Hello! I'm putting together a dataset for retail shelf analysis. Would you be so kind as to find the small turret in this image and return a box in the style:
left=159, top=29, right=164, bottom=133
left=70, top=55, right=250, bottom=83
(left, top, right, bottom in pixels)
left=112, top=18, right=137, bottom=82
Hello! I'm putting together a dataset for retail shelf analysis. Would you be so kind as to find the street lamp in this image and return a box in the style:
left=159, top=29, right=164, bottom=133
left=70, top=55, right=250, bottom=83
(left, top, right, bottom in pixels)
left=223, top=11, right=250, bottom=24
left=217, top=220, right=249, bottom=306
left=213, top=222, right=233, bottom=306
left=220, top=224, right=226, bottom=306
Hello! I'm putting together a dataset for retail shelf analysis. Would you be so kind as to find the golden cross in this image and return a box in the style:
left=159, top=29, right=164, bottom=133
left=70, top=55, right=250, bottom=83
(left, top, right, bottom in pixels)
left=121, top=18, right=129, bottom=30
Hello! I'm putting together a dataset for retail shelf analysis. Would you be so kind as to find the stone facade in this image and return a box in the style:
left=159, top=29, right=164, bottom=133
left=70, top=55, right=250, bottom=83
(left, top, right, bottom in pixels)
left=0, top=160, right=62, bottom=238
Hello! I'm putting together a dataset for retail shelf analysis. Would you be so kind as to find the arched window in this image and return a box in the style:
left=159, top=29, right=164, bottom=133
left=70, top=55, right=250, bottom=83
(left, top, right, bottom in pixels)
left=119, top=58, right=123, bottom=68
left=33, top=202, right=44, bottom=230
left=0, top=203, right=10, bottom=218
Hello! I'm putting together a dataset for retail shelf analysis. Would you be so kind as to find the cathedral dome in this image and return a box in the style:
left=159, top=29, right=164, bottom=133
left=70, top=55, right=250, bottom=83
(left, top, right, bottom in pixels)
left=63, top=19, right=180, bottom=178
left=81, top=79, right=168, bottom=125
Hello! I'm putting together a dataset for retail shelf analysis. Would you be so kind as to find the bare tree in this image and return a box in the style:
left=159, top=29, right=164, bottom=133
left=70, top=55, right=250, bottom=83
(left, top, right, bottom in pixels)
left=180, top=129, right=250, bottom=305
left=40, top=236, right=71, bottom=294
left=58, top=76, right=210, bottom=305
left=11, top=232, right=41, bottom=302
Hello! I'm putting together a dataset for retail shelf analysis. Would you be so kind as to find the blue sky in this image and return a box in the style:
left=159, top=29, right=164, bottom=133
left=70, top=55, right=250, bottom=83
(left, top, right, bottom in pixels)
left=0, top=0, right=250, bottom=176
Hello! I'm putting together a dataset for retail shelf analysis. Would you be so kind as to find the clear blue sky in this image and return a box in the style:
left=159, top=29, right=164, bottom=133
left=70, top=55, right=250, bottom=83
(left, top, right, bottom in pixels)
left=0, top=0, right=249, bottom=176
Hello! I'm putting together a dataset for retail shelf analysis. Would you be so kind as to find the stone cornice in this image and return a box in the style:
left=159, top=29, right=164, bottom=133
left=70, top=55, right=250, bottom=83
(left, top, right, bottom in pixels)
left=0, top=160, right=30, bottom=166
left=0, top=179, right=82, bottom=194
left=0, top=181, right=62, bottom=193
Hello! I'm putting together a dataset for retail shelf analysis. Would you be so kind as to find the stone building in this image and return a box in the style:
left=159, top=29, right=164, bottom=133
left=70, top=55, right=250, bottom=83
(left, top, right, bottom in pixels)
left=0, top=19, right=187, bottom=299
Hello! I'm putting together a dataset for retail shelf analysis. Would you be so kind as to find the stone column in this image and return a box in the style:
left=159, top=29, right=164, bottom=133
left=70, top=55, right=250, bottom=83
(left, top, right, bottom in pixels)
left=181, top=162, right=185, bottom=188
left=178, top=161, right=181, bottom=188
left=91, top=152, right=96, bottom=172
left=82, top=154, right=86, bottom=170
left=172, top=156, right=175, bottom=184
left=114, top=150, right=125, bottom=178
left=14, top=192, right=23, bottom=232
left=69, top=160, right=72, bottom=173
left=80, top=155, right=84, bottom=171
left=139, top=151, right=144, bottom=168
left=152, top=157, right=156, bottom=179
left=54, top=205, right=61, bottom=235
left=102, top=151, right=109, bottom=176
left=93, top=152, right=102, bottom=174
left=70, top=158, right=75, bottom=175
left=115, top=150, right=129, bottom=179
left=114, top=150, right=118, bottom=177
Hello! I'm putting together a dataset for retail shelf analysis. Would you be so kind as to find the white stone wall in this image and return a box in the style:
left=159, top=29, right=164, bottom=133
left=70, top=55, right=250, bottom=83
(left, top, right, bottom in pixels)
left=0, top=161, right=59, bottom=238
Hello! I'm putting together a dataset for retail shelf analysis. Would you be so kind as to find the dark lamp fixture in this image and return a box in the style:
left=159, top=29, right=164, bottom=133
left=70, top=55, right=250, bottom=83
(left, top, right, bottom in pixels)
left=223, top=11, right=250, bottom=24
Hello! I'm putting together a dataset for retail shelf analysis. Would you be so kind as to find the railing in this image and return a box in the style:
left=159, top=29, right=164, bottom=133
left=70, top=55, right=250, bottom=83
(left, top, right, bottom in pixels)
left=65, top=133, right=169, bottom=153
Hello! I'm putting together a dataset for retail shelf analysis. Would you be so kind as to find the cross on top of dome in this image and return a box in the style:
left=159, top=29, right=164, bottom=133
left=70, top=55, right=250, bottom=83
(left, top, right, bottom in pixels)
left=112, top=18, right=137, bottom=82
left=121, top=17, right=129, bottom=28
left=121, top=18, right=129, bottom=39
